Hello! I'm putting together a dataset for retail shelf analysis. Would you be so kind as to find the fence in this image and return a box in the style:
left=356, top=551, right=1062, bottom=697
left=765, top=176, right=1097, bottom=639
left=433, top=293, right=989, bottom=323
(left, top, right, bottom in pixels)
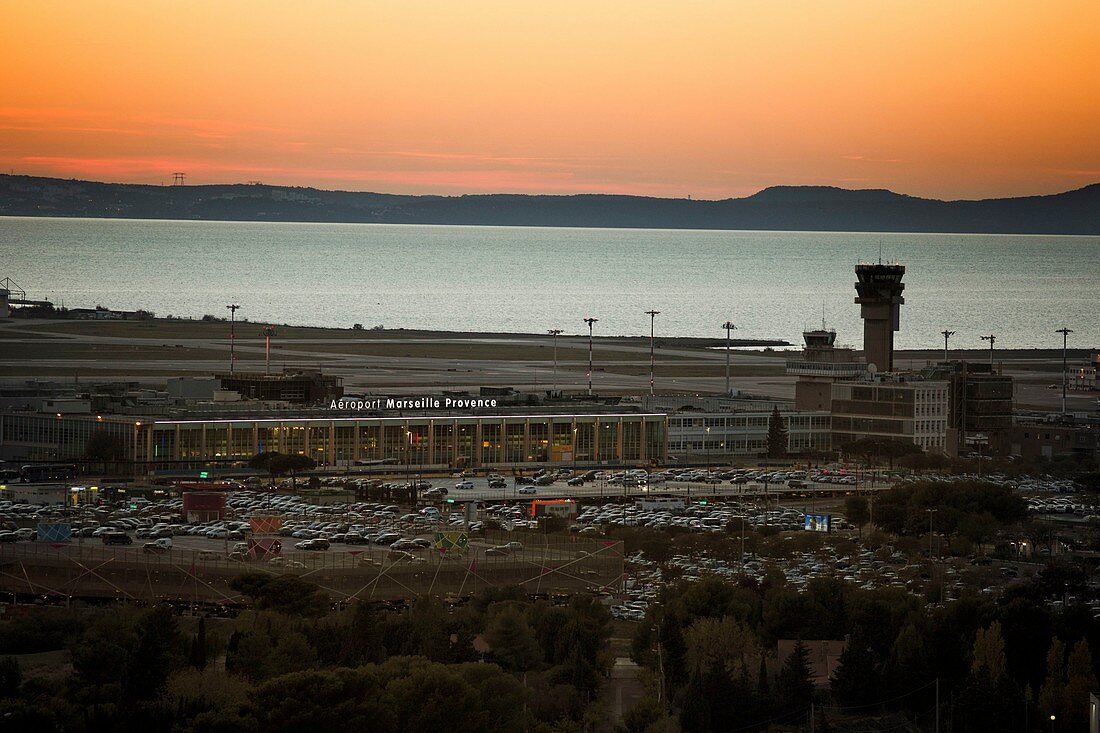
left=0, top=534, right=623, bottom=605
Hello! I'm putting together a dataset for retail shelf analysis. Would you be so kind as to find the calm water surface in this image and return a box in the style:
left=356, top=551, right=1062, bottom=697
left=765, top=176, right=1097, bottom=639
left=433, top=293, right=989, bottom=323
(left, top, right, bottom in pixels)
left=2, top=217, right=1097, bottom=350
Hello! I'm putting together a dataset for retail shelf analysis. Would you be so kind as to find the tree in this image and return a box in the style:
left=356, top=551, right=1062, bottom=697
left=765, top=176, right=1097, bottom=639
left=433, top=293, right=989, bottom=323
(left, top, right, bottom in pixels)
left=766, top=407, right=788, bottom=458
left=188, top=615, right=208, bottom=670
left=84, top=429, right=129, bottom=471
left=0, top=657, right=20, bottom=698
left=485, top=607, right=542, bottom=674
left=1038, top=637, right=1066, bottom=722
left=844, top=495, right=870, bottom=537
left=831, top=626, right=883, bottom=707
left=1063, top=640, right=1097, bottom=731
left=954, top=622, right=1018, bottom=733
left=124, top=604, right=183, bottom=701
left=776, top=640, right=814, bottom=712
left=230, top=573, right=329, bottom=617
left=247, top=451, right=317, bottom=487
left=971, top=621, right=1007, bottom=683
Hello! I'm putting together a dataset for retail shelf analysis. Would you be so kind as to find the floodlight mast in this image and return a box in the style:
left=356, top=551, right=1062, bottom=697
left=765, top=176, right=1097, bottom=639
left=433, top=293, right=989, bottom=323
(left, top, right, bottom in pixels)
left=584, top=318, right=598, bottom=395
left=645, top=310, right=660, bottom=396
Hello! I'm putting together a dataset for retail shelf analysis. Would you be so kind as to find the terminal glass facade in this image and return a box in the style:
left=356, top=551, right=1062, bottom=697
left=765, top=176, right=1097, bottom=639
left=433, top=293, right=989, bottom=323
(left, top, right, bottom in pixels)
left=132, top=414, right=667, bottom=472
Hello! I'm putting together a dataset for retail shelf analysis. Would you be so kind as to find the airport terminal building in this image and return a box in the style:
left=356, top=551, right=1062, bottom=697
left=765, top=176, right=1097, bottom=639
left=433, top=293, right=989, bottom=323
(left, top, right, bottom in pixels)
left=0, top=411, right=667, bottom=474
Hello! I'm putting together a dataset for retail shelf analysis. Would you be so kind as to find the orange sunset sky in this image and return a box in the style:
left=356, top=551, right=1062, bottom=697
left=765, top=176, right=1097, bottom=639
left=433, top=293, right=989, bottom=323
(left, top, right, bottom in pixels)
left=2, top=1, right=1099, bottom=199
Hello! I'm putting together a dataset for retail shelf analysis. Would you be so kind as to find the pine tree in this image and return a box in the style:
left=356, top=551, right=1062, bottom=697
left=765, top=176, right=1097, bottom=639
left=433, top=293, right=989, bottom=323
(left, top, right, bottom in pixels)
left=188, top=615, right=207, bottom=670
left=831, top=627, right=882, bottom=707
left=767, top=406, right=788, bottom=458
left=777, top=641, right=814, bottom=712
left=485, top=607, right=542, bottom=674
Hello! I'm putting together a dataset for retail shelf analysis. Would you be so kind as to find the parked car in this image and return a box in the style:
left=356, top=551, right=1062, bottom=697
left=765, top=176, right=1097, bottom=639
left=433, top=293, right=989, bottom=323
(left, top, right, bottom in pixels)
left=143, top=538, right=172, bottom=554
left=102, top=532, right=133, bottom=546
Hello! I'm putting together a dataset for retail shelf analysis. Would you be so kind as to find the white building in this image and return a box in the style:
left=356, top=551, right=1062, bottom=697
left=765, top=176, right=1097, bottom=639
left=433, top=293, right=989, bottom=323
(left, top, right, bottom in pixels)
left=667, top=410, right=832, bottom=459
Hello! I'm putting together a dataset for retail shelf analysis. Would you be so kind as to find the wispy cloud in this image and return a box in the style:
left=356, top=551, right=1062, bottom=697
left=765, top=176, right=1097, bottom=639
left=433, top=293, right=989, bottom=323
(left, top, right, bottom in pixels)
left=841, top=154, right=903, bottom=163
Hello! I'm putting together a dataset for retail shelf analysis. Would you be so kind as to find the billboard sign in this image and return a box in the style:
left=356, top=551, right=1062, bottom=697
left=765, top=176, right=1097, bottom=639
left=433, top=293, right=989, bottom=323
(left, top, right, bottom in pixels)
left=433, top=532, right=469, bottom=554
left=37, top=523, right=72, bottom=542
left=249, top=515, right=283, bottom=534
left=803, top=514, right=831, bottom=533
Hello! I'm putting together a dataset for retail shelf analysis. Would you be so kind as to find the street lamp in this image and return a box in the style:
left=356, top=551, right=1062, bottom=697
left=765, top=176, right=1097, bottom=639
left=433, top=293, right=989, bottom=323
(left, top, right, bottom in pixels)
left=584, top=317, right=599, bottom=396
left=927, top=508, right=938, bottom=558
left=941, top=330, right=955, bottom=362
left=723, top=322, right=737, bottom=396
left=980, top=334, right=996, bottom=368
left=645, top=310, right=660, bottom=396
left=572, top=426, right=578, bottom=477
left=548, top=329, right=563, bottom=394
left=226, top=303, right=240, bottom=374
left=1056, top=327, right=1073, bottom=415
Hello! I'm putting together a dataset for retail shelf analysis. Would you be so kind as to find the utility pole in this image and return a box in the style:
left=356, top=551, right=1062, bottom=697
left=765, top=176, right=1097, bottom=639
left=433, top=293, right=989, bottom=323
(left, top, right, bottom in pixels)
left=981, top=334, right=996, bottom=368
left=645, top=310, right=660, bottom=396
left=723, top=321, right=737, bottom=396
left=547, top=329, right=563, bottom=394
left=1056, top=327, right=1073, bottom=415
left=935, top=678, right=940, bottom=733
left=226, top=303, right=240, bottom=374
left=584, top=317, right=598, bottom=396
left=941, top=330, right=955, bottom=362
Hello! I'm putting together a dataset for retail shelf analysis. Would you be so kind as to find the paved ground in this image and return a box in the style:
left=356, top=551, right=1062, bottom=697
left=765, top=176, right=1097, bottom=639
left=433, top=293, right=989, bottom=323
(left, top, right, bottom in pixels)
left=2, top=317, right=1094, bottom=409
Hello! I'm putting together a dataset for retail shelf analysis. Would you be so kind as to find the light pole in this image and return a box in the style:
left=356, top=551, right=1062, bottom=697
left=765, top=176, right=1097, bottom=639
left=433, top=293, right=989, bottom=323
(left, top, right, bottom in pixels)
left=941, top=330, right=955, bottom=362
left=584, top=317, right=598, bottom=396
left=981, top=333, right=996, bottom=368
left=262, top=325, right=276, bottom=375
left=226, top=303, right=240, bottom=374
left=1056, top=327, right=1073, bottom=415
left=572, top=426, right=578, bottom=477
left=548, top=329, right=563, bottom=394
left=927, top=508, right=938, bottom=558
left=723, top=321, right=737, bottom=396
left=645, top=310, right=660, bottom=396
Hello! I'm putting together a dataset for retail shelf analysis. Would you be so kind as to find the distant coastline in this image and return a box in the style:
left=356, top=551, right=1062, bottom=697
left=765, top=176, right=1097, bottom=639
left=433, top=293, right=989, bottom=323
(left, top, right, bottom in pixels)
left=3, top=174, right=1099, bottom=235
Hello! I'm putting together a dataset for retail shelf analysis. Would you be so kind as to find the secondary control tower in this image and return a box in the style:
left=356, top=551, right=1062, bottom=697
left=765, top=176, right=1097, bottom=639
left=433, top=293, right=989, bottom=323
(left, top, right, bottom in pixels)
left=854, top=263, right=905, bottom=372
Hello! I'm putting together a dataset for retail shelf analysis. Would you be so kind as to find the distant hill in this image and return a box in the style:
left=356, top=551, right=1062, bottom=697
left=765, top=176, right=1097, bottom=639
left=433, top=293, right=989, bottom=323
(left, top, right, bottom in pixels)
left=2, top=174, right=1098, bottom=234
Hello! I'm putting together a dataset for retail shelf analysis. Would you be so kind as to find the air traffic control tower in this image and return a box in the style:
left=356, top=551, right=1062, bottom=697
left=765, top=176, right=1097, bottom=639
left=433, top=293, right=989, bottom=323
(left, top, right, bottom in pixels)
left=854, top=263, right=905, bottom=372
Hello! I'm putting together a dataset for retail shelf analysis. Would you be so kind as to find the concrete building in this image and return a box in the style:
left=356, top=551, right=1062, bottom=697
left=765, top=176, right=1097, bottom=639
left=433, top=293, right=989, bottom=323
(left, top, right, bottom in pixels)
left=1076, top=352, right=1100, bottom=391
left=785, top=328, right=866, bottom=411
left=830, top=376, right=950, bottom=452
left=215, top=370, right=343, bottom=404
left=667, top=410, right=831, bottom=459
left=167, top=377, right=218, bottom=401
left=1005, top=417, right=1100, bottom=464
left=854, top=262, right=905, bottom=373
left=1, top=411, right=667, bottom=474
left=924, top=361, right=1014, bottom=457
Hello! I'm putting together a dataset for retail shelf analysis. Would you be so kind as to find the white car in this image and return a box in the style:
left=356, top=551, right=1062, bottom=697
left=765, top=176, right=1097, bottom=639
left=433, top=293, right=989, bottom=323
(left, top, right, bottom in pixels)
left=518, top=486, right=536, bottom=495
left=455, top=481, right=475, bottom=490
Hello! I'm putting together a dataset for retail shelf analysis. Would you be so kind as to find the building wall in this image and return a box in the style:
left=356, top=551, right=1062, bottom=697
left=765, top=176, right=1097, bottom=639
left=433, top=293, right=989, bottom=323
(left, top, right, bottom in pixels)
left=830, top=380, right=948, bottom=452
left=145, top=413, right=667, bottom=471
left=0, top=413, right=141, bottom=462
left=795, top=379, right=833, bottom=412
left=1005, top=423, right=1100, bottom=464
left=667, top=411, right=831, bottom=457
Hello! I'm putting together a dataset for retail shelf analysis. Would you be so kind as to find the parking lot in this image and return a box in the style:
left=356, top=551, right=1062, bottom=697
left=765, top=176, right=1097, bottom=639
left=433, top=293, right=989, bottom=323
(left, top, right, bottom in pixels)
left=1, top=468, right=1092, bottom=615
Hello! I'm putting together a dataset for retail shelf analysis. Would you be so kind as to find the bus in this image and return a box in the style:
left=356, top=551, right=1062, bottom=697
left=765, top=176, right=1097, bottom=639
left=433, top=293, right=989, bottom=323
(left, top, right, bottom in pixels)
left=19, top=464, right=77, bottom=483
